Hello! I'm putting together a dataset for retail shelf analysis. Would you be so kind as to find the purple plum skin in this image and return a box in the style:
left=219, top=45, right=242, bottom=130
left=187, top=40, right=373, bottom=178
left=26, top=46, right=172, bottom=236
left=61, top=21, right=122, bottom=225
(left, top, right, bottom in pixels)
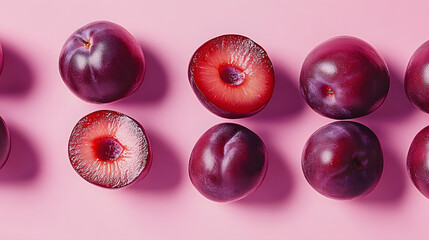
left=0, top=42, right=3, bottom=75
left=59, top=21, right=145, bottom=103
left=189, top=123, right=268, bottom=202
left=0, top=117, right=11, bottom=169
left=300, top=36, right=390, bottom=119
left=302, top=121, right=383, bottom=200
left=407, top=125, right=429, bottom=198
left=405, top=41, right=429, bottom=113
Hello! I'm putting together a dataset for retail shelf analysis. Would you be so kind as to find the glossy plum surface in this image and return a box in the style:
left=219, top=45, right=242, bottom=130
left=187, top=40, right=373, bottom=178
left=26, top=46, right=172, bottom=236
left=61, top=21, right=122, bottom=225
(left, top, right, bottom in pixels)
left=405, top=41, right=429, bottom=113
left=0, top=117, right=11, bottom=169
left=59, top=21, right=145, bottom=103
left=302, top=121, right=383, bottom=199
left=188, top=34, right=275, bottom=118
left=300, top=36, right=390, bottom=119
left=68, top=110, right=151, bottom=188
left=0, top=42, right=3, bottom=75
left=189, top=123, right=268, bottom=202
left=407, top=125, right=429, bottom=198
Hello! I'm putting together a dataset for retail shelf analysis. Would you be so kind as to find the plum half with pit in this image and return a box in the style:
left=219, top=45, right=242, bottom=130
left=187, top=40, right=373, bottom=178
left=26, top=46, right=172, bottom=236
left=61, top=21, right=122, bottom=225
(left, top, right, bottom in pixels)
left=302, top=121, right=383, bottom=200
left=68, top=110, right=151, bottom=188
left=59, top=21, right=145, bottom=103
left=0, top=117, right=11, bottom=169
left=188, top=34, right=275, bottom=119
left=300, top=36, right=390, bottom=119
left=189, top=123, right=268, bottom=202
left=407, top=125, right=429, bottom=198
left=405, top=41, right=429, bottom=113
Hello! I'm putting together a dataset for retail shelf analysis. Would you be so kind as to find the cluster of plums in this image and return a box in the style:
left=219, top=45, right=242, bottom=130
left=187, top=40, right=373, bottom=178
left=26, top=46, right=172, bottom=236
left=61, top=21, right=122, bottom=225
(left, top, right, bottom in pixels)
left=2, top=21, right=429, bottom=202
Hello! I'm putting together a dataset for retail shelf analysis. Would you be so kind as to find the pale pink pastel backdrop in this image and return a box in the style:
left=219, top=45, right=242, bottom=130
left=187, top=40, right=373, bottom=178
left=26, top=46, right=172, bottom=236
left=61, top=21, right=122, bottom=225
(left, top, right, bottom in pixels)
left=0, top=0, right=428, bottom=239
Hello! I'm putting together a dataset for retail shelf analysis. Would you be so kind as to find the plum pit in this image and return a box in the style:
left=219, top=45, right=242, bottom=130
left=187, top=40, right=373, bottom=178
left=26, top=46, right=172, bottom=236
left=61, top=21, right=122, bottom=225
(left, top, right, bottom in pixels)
left=93, top=137, right=124, bottom=161
left=219, top=65, right=245, bottom=86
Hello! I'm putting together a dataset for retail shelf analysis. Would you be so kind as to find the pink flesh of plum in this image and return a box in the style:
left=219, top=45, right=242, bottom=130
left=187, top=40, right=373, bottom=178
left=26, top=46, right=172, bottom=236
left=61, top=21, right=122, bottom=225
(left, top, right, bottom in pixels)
left=189, top=123, right=268, bottom=202
left=59, top=21, right=145, bottom=103
left=188, top=34, right=275, bottom=118
left=68, top=110, right=151, bottom=188
left=407, top=125, right=429, bottom=198
left=405, top=40, right=429, bottom=113
left=300, top=36, right=390, bottom=119
left=302, top=121, right=383, bottom=200
left=0, top=117, right=11, bottom=169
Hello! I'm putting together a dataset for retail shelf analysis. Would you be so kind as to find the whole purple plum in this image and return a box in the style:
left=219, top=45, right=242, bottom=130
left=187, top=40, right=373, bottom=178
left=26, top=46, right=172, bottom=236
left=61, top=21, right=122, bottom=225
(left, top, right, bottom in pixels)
left=0, top=117, right=11, bottom=169
left=59, top=21, right=145, bottom=103
left=405, top=41, right=429, bottom=113
left=0, top=42, right=3, bottom=75
left=300, top=36, right=390, bottom=119
left=302, top=121, right=383, bottom=200
left=407, top=125, right=429, bottom=198
left=189, top=123, right=268, bottom=202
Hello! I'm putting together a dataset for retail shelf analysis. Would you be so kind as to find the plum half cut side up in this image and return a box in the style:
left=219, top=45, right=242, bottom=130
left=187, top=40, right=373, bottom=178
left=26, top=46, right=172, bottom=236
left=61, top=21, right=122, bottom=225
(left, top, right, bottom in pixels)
left=68, top=110, right=151, bottom=188
left=188, top=34, right=275, bottom=119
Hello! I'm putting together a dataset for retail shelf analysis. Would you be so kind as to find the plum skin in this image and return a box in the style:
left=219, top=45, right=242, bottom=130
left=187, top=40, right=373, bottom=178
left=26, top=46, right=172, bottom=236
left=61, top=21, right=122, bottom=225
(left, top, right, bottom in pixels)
left=300, top=36, right=390, bottom=119
left=59, top=21, right=145, bottom=103
left=302, top=121, right=383, bottom=200
left=0, top=117, right=11, bottom=169
left=0, top=42, right=3, bottom=75
left=405, top=41, right=429, bottom=113
left=407, top=125, right=429, bottom=198
left=189, top=123, right=268, bottom=202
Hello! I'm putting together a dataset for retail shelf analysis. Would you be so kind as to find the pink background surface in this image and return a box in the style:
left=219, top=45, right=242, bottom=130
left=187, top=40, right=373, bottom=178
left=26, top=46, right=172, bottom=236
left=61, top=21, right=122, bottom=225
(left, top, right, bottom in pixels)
left=1, top=0, right=429, bottom=239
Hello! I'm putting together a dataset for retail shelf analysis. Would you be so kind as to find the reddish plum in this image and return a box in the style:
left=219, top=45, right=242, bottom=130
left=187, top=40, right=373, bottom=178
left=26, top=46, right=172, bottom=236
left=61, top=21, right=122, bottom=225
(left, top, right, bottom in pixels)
left=302, top=121, right=383, bottom=199
left=59, top=21, right=145, bottom=103
left=405, top=41, right=429, bottom=113
left=0, top=42, right=3, bottom=75
left=68, top=110, right=151, bottom=188
left=189, top=123, right=268, bottom=202
left=0, top=117, right=11, bottom=169
left=407, top=125, right=429, bottom=198
left=188, top=34, right=275, bottom=118
left=300, top=36, right=390, bottom=119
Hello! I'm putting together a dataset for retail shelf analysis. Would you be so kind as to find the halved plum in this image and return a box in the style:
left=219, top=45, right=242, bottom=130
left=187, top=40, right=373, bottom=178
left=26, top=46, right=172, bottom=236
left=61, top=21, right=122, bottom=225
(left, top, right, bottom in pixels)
left=68, top=110, right=151, bottom=188
left=188, top=34, right=275, bottom=119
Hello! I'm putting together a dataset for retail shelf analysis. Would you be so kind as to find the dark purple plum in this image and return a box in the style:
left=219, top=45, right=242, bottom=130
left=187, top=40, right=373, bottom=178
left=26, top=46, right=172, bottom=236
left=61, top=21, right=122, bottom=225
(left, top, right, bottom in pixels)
left=189, top=123, right=268, bottom=202
left=300, top=36, right=390, bottom=119
left=68, top=110, right=151, bottom=188
left=407, top=125, right=429, bottom=198
left=0, top=117, right=11, bottom=169
left=59, top=21, right=145, bottom=103
left=188, top=34, right=275, bottom=119
left=302, top=121, right=383, bottom=200
left=0, top=42, right=3, bottom=75
left=405, top=41, right=429, bottom=113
